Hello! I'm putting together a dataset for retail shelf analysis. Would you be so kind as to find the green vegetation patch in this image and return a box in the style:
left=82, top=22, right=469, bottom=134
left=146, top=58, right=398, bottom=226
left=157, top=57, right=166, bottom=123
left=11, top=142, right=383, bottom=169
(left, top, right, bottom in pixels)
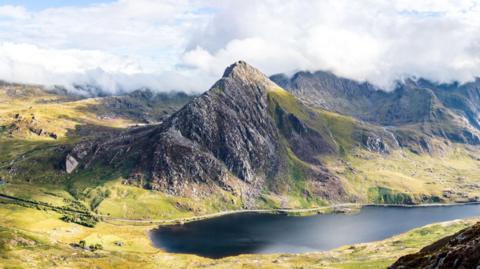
left=368, top=186, right=414, bottom=204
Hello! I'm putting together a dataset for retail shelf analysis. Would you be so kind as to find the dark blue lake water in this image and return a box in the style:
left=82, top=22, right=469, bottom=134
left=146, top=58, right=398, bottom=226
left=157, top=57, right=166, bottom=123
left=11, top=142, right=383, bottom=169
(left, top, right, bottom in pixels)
left=150, top=204, right=480, bottom=258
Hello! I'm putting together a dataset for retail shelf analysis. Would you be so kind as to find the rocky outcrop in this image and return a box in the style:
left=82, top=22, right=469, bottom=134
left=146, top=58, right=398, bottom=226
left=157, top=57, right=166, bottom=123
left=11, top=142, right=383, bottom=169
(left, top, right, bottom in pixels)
left=7, top=113, right=58, bottom=139
left=390, top=222, right=480, bottom=269
left=361, top=134, right=389, bottom=154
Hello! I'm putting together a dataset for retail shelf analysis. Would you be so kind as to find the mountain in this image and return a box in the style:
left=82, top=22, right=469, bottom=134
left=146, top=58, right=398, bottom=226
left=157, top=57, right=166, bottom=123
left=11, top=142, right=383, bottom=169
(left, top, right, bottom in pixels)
left=0, top=86, right=192, bottom=145
left=390, top=222, right=480, bottom=269
left=271, top=71, right=480, bottom=152
left=92, top=89, right=193, bottom=123
left=68, top=61, right=346, bottom=206
left=4, top=62, right=480, bottom=269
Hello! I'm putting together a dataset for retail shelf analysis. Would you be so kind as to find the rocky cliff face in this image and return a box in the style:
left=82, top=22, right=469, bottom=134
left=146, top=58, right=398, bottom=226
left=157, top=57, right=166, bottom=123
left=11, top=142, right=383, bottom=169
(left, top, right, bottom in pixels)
left=390, top=222, right=480, bottom=269
left=164, top=62, right=281, bottom=183
left=271, top=71, right=480, bottom=152
left=69, top=61, right=345, bottom=202
left=270, top=71, right=381, bottom=119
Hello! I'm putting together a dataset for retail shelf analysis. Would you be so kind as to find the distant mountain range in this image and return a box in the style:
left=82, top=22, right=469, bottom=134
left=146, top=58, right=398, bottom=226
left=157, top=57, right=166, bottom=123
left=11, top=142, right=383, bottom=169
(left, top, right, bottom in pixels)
left=271, top=70, right=480, bottom=147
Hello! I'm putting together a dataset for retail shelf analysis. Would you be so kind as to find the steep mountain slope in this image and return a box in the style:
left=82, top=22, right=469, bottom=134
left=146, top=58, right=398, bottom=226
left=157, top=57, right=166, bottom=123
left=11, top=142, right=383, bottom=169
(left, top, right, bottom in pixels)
left=270, top=71, right=382, bottom=119
left=271, top=72, right=480, bottom=149
left=68, top=61, right=347, bottom=206
left=390, top=222, right=480, bottom=269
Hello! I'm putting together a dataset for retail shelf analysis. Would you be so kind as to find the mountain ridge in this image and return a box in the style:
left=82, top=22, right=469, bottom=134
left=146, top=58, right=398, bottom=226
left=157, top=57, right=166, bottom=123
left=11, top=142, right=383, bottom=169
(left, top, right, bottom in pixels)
left=271, top=70, right=480, bottom=152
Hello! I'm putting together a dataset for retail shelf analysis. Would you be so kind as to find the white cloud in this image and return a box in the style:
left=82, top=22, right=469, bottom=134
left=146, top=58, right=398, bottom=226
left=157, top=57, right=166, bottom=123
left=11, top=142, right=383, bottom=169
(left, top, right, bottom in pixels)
left=0, top=42, right=208, bottom=95
left=184, top=0, right=480, bottom=89
left=0, top=5, right=29, bottom=20
left=1, top=0, right=480, bottom=94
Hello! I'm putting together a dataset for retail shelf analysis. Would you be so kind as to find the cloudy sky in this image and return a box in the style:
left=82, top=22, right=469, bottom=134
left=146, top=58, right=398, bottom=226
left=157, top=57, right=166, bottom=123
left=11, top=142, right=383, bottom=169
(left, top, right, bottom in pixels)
left=0, top=0, right=479, bottom=95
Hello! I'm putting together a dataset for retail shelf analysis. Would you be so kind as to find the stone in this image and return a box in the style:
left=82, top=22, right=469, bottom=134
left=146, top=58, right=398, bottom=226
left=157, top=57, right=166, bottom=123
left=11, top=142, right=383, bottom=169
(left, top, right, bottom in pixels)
left=66, top=154, right=79, bottom=174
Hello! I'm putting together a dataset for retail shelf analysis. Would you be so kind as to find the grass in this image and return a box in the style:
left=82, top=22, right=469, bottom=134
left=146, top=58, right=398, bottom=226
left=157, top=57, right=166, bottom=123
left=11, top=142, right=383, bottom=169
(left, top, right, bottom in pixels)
left=2, top=84, right=480, bottom=267
left=313, top=109, right=357, bottom=152
left=267, top=89, right=480, bottom=205
left=0, top=201, right=477, bottom=269
left=0, top=182, right=73, bottom=207
left=368, top=187, right=413, bottom=204
left=0, top=85, right=133, bottom=188
left=323, top=145, right=480, bottom=203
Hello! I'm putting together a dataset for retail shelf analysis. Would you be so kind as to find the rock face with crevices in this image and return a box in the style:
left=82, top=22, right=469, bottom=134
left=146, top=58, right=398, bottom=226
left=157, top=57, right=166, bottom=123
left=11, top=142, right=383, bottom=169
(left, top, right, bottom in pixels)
left=390, top=222, right=480, bottom=269
left=164, top=61, right=281, bottom=184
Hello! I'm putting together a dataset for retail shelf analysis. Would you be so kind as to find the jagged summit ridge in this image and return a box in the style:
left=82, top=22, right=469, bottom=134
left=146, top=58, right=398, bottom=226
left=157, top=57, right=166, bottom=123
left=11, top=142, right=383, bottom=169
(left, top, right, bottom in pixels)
left=223, top=60, right=264, bottom=79
left=222, top=60, right=279, bottom=90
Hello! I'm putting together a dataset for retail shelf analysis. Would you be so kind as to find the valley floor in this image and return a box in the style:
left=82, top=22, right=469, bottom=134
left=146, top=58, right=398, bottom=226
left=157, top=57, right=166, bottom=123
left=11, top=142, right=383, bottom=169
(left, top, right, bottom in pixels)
left=0, top=198, right=478, bottom=269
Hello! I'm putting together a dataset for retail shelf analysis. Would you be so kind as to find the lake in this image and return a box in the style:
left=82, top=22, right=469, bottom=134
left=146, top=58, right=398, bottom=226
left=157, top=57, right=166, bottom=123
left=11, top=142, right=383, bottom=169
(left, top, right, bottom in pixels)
left=150, top=204, right=480, bottom=258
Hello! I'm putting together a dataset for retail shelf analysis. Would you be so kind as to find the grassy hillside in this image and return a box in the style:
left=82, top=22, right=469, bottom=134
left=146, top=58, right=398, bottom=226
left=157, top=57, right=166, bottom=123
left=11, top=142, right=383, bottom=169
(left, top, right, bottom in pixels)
left=323, top=145, right=480, bottom=203
left=2, top=83, right=480, bottom=268
left=267, top=87, right=480, bottom=204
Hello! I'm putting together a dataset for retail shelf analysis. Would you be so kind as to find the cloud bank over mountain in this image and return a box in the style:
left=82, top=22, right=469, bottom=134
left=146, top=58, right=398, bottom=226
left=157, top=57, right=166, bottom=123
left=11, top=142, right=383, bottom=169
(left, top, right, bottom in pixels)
left=0, top=0, right=480, bottom=94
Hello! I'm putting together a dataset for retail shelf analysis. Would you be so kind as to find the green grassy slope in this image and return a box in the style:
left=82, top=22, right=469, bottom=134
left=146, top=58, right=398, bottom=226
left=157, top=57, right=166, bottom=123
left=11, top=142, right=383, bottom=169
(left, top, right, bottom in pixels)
left=0, top=201, right=477, bottom=269
left=267, top=86, right=480, bottom=204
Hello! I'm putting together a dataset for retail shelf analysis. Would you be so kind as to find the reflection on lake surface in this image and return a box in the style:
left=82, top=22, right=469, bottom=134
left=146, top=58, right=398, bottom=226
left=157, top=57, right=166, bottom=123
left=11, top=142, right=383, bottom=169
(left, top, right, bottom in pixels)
left=150, top=204, right=480, bottom=258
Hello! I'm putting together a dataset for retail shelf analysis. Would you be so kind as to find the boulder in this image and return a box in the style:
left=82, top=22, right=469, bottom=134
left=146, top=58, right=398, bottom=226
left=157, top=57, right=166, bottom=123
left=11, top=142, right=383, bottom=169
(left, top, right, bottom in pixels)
left=66, top=154, right=79, bottom=174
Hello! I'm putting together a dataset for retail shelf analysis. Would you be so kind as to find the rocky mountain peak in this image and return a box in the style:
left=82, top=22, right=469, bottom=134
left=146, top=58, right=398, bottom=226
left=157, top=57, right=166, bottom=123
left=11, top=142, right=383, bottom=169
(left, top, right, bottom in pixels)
left=222, top=60, right=278, bottom=90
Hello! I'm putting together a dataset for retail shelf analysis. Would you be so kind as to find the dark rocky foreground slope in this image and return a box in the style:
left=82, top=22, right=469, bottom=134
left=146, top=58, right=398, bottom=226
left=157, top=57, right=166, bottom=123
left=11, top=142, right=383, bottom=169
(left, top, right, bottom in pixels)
left=390, top=222, right=480, bottom=269
left=68, top=61, right=345, bottom=203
